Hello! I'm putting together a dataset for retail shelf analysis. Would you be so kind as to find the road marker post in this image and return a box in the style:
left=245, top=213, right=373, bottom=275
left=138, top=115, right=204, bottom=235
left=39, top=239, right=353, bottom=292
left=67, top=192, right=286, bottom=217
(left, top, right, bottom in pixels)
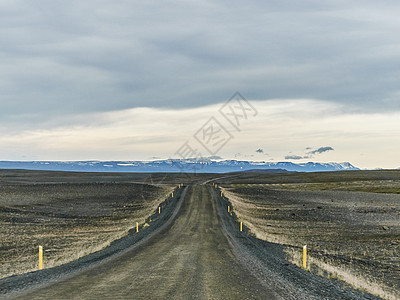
left=172, top=192, right=174, bottom=197
left=303, top=245, right=307, bottom=269
left=220, top=191, right=223, bottom=197
left=228, top=206, right=230, bottom=213
left=240, top=222, right=243, bottom=232
left=158, top=207, right=161, bottom=214
left=38, top=246, right=43, bottom=270
left=136, top=222, right=139, bottom=233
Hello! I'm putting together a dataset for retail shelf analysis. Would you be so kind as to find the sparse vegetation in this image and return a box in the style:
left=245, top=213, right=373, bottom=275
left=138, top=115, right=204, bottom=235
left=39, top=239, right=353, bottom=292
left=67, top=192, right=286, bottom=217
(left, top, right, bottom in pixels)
left=220, top=173, right=400, bottom=300
left=0, top=172, right=174, bottom=279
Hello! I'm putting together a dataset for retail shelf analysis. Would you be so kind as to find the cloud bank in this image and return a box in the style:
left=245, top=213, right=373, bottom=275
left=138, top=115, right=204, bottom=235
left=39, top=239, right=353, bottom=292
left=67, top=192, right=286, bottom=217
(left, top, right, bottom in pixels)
left=1, top=0, right=400, bottom=126
left=1, top=99, right=399, bottom=169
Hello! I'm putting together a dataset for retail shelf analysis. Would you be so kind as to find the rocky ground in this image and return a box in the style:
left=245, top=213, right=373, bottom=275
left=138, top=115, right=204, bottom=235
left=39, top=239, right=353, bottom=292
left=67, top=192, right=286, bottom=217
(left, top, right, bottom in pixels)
left=221, top=177, right=400, bottom=300
left=0, top=170, right=175, bottom=278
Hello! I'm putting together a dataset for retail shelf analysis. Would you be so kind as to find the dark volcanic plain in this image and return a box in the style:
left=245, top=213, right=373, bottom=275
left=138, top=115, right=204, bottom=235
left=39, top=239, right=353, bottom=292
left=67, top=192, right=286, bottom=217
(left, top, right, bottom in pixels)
left=0, top=169, right=399, bottom=299
left=217, top=170, right=400, bottom=299
left=0, top=170, right=179, bottom=279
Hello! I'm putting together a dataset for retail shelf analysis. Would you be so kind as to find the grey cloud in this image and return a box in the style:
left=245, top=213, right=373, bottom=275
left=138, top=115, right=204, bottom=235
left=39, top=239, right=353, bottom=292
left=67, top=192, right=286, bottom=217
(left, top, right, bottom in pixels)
left=285, top=146, right=334, bottom=160
left=1, top=0, right=400, bottom=128
left=284, top=155, right=304, bottom=160
left=309, top=146, right=334, bottom=155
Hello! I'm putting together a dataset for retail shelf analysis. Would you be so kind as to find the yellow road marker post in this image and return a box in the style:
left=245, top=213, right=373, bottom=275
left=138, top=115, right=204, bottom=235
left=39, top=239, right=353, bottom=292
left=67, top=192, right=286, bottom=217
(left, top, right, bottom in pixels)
left=240, top=222, right=243, bottom=232
left=38, top=246, right=43, bottom=270
left=228, top=206, right=230, bottom=213
left=158, top=207, right=161, bottom=214
left=220, top=191, right=223, bottom=197
left=172, top=192, right=174, bottom=197
left=303, top=245, right=307, bottom=269
left=136, top=222, right=139, bottom=233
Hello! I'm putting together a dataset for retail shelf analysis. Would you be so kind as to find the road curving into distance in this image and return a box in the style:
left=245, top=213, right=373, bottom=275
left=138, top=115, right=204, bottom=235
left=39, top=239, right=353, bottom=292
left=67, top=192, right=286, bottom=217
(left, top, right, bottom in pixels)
left=3, top=185, right=380, bottom=299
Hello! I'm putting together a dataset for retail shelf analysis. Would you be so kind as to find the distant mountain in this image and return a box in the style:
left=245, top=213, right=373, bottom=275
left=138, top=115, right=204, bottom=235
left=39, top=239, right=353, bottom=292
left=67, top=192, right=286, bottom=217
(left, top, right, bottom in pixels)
left=0, top=159, right=359, bottom=173
left=240, top=168, right=291, bottom=173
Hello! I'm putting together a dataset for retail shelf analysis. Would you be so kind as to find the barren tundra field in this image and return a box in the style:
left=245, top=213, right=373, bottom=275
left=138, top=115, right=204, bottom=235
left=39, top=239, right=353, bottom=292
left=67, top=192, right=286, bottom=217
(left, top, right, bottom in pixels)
left=218, top=171, right=400, bottom=299
left=1, top=169, right=400, bottom=299
left=0, top=170, right=176, bottom=279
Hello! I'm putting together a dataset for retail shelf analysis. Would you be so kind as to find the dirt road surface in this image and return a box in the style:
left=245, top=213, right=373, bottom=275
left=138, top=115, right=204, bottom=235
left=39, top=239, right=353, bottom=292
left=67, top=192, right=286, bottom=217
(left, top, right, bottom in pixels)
left=4, top=185, right=379, bottom=299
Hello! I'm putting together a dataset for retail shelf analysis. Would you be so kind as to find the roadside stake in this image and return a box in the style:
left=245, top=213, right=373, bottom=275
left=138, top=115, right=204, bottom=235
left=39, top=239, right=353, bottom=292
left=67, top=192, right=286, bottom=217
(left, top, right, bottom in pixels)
left=38, top=246, right=43, bottom=270
left=221, top=191, right=223, bottom=197
left=303, top=245, right=307, bottom=269
left=240, top=222, right=243, bottom=232
left=228, top=206, right=230, bottom=213
left=172, top=192, right=174, bottom=197
left=159, top=207, right=161, bottom=214
left=136, top=222, right=139, bottom=233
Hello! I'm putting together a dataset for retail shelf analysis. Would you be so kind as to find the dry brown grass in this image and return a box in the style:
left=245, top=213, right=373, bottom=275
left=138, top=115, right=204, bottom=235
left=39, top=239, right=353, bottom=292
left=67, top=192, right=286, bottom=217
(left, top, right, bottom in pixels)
left=284, top=247, right=398, bottom=300
left=222, top=189, right=292, bottom=245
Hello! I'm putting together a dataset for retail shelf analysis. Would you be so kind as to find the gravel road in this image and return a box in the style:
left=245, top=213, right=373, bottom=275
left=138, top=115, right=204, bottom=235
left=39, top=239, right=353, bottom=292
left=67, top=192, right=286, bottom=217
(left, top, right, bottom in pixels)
left=2, top=184, right=381, bottom=299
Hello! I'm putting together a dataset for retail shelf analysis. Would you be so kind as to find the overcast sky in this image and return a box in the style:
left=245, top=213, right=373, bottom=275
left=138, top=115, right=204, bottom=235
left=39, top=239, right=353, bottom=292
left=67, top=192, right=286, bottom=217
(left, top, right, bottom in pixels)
left=1, top=1, right=400, bottom=168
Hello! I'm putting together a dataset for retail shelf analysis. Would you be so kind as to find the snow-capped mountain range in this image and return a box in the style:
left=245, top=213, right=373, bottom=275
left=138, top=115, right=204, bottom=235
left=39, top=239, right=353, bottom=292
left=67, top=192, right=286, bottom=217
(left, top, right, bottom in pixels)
left=0, top=159, right=359, bottom=173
